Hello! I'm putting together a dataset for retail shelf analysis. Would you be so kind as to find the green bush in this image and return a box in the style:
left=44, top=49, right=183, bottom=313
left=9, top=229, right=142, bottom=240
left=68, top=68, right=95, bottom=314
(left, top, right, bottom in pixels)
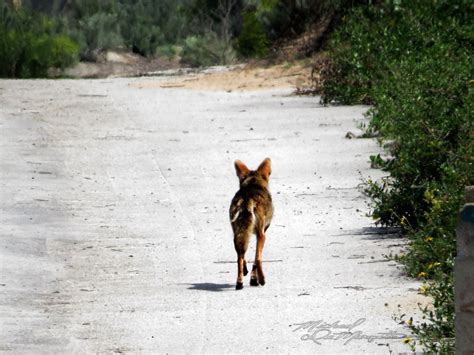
left=75, top=12, right=123, bottom=60
left=181, top=32, right=236, bottom=67
left=118, top=2, right=165, bottom=57
left=155, top=44, right=178, bottom=60
left=236, top=11, right=268, bottom=58
left=322, top=1, right=473, bottom=352
left=255, top=0, right=350, bottom=41
left=58, top=0, right=185, bottom=58
left=2, top=0, right=358, bottom=67
left=0, top=1, right=79, bottom=77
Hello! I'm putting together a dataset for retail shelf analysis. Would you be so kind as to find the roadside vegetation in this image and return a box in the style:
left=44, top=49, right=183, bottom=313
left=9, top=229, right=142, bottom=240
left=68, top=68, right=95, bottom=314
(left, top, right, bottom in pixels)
left=0, top=0, right=352, bottom=78
left=0, top=1, right=79, bottom=77
left=320, top=1, right=473, bottom=352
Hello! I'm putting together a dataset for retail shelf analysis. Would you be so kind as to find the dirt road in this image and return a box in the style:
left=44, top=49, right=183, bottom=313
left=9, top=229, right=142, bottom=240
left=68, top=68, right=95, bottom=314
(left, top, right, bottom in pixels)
left=0, top=77, right=425, bottom=353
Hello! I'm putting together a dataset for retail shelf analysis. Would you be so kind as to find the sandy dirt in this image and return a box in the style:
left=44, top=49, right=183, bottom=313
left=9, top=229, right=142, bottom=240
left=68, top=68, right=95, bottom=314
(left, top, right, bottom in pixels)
left=142, top=62, right=314, bottom=92
left=0, top=76, right=427, bottom=354
left=68, top=58, right=316, bottom=92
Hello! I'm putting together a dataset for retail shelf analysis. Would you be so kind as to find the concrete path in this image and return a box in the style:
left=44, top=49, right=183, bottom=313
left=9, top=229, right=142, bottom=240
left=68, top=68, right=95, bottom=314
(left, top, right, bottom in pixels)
left=0, top=78, right=425, bottom=354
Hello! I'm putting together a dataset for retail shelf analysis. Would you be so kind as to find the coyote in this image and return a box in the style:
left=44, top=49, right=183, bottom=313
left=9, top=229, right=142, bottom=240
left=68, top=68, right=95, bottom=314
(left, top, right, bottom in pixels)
left=229, top=158, right=273, bottom=290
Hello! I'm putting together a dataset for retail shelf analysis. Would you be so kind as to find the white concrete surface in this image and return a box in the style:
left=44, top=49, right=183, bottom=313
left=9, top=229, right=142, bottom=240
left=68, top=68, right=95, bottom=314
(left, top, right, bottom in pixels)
left=0, top=78, right=424, bottom=354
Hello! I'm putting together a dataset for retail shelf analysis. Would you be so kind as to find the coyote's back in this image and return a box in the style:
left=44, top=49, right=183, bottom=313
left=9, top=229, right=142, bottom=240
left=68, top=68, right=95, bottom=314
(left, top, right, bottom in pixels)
left=229, top=158, right=273, bottom=290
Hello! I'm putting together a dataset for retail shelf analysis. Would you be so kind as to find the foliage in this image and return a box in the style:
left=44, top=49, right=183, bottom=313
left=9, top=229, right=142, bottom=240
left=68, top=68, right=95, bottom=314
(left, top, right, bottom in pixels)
left=396, top=264, right=455, bottom=353
left=2, top=0, right=358, bottom=70
left=236, top=10, right=268, bottom=57
left=251, top=0, right=349, bottom=40
left=23, top=0, right=188, bottom=59
left=60, top=11, right=123, bottom=61
left=155, top=44, right=179, bottom=60
left=181, top=32, right=236, bottom=67
left=0, top=0, right=79, bottom=77
left=182, top=0, right=242, bottom=42
left=117, top=1, right=184, bottom=57
left=322, top=0, right=474, bottom=352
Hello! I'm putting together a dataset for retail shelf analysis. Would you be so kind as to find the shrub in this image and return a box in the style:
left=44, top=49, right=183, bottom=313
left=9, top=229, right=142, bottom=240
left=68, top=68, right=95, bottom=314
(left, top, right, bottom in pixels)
left=322, top=1, right=473, bottom=352
left=256, top=0, right=351, bottom=41
left=236, top=11, right=268, bottom=58
left=77, top=12, right=123, bottom=59
left=155, top=44, right=178, bottom=60
left=181, top=32, right=236, bottom=67
left=0, top=1, right=79, bottom=77
left=52, top=0, right=185, bottom=59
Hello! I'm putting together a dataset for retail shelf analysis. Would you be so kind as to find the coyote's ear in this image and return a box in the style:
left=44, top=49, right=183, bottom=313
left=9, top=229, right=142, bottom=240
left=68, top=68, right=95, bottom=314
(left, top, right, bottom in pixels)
left=234, top=160, right=250, bottom=181
left=257, top=158, right=271, bottom=178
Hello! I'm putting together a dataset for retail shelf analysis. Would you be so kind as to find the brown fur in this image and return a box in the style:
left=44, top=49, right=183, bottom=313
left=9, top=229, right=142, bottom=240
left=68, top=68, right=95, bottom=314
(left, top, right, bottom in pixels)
left=229, top=158, right=273, bottom=290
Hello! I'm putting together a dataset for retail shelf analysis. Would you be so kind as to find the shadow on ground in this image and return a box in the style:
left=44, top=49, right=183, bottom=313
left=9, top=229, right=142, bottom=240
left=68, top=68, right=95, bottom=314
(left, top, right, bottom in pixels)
left=185, top=283, right=234, bottom=292
left=335, top=227, right=403, bottom=241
